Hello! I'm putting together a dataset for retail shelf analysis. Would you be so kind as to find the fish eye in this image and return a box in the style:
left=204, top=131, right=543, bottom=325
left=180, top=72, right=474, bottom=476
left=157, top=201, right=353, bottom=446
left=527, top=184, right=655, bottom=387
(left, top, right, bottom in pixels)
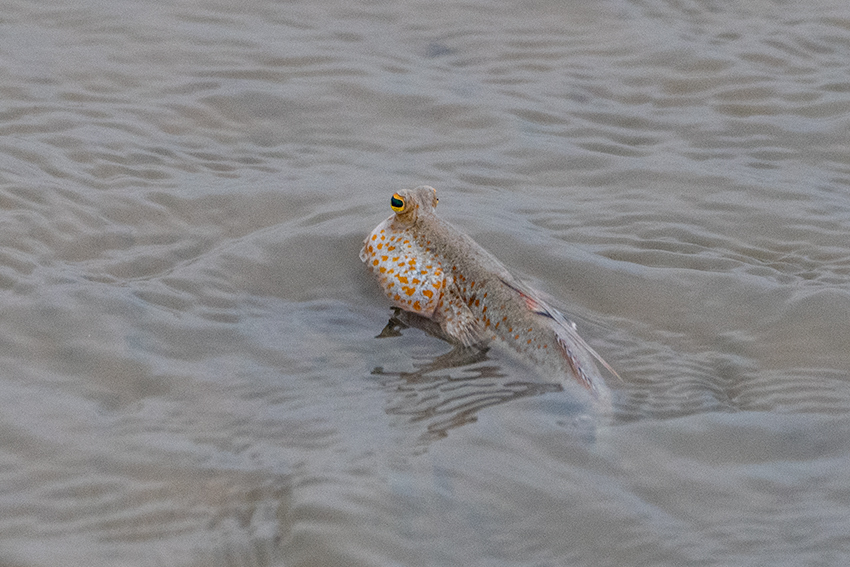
left=390, top=194, right=405, bottom=212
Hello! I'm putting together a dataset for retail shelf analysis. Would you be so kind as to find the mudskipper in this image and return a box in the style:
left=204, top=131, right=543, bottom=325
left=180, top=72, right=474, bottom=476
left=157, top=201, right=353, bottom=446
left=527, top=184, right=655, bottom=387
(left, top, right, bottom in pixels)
left=361, top=186, right=616, bottom=406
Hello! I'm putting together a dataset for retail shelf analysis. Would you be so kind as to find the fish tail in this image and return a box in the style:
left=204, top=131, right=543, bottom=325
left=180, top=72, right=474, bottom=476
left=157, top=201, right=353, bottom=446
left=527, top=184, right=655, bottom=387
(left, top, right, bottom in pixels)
left=545, top=301, right=620, bottom=399
left=553, top=324, right=618, bottom=403
left=553, top=314, right=621, bottom=381
left=498, top=276, right=619, bottom=400
left=499, top=277, right=620, bottom=381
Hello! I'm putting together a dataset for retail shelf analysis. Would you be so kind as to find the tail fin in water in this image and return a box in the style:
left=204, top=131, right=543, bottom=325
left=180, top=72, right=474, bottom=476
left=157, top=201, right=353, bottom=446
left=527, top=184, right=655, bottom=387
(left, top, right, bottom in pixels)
left=500, top=277, right=620, bottom=398
left=551, top=310, right=621, bottom=382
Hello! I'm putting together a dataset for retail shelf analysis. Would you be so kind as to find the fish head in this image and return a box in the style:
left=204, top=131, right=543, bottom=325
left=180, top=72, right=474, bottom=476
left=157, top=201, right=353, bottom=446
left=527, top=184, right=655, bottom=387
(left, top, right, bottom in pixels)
left=388, top=185, right=439, bottom=226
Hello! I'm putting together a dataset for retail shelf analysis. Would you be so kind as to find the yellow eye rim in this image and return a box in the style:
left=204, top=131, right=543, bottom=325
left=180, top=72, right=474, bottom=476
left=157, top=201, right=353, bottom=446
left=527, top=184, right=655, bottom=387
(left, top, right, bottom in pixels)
left=390, top=194, right=405, bottom=212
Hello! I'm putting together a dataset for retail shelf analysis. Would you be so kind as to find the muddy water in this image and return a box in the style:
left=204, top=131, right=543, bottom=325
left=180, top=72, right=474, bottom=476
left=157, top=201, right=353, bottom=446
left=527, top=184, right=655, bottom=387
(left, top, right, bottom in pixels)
left=1, top=0, right=850, bottom=565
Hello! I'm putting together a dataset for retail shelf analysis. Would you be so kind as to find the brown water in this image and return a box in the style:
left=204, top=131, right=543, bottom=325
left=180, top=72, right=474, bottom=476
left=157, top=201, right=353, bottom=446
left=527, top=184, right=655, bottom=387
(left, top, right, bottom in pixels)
left=2, top=0, right=850, bottom=565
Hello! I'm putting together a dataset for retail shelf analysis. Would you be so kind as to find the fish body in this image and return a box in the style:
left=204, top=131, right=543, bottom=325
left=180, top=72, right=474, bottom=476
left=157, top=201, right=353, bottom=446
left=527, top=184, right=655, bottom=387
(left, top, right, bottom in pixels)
left=360, top=185, right=613, bottom=404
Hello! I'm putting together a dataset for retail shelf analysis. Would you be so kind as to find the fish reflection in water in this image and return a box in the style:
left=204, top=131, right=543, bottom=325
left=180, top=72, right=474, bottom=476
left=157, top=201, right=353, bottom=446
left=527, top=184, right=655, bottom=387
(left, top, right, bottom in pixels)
left=371, top=308, right=592, bottom=444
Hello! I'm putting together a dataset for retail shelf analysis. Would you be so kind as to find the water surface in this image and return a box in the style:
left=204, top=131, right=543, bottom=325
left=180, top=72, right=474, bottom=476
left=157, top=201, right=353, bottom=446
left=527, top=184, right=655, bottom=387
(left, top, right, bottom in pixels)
left=1, top=0, right=850, bottom=565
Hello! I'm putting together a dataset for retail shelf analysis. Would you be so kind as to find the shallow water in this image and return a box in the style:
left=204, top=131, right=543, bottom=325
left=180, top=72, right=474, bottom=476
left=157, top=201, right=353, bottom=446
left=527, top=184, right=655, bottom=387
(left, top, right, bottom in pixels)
left=2, top=0, right=850, bottom=564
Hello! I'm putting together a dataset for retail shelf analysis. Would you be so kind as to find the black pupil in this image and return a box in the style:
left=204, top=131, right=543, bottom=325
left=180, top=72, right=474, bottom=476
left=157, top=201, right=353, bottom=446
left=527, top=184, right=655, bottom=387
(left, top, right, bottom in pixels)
left=391, top=196, right=404, bottom=209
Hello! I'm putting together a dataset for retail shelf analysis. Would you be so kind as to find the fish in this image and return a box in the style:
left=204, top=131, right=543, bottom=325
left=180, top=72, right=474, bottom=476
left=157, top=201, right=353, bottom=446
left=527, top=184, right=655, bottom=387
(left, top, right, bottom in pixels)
left=360, top=185, right=616, bottom=405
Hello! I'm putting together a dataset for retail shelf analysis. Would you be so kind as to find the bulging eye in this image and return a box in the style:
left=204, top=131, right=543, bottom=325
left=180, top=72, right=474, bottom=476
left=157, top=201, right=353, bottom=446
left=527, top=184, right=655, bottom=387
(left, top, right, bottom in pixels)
left=390, top=194, right=405, bottom=212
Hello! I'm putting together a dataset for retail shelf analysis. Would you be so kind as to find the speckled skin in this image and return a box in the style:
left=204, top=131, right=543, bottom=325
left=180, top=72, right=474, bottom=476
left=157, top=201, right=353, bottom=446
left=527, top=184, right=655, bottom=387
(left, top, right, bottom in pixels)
left=361, top=185, right=613, bottom=404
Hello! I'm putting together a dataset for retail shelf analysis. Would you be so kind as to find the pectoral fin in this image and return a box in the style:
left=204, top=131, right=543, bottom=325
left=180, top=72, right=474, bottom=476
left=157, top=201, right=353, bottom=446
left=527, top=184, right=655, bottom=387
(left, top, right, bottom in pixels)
left=436, top=286, right=484, bottom=348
